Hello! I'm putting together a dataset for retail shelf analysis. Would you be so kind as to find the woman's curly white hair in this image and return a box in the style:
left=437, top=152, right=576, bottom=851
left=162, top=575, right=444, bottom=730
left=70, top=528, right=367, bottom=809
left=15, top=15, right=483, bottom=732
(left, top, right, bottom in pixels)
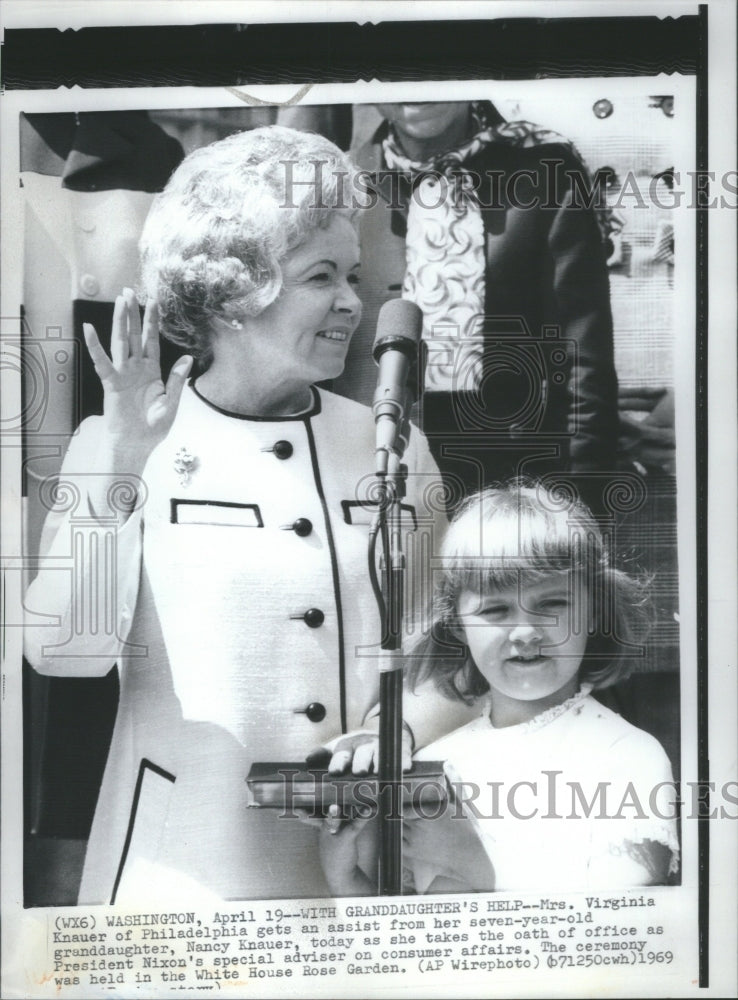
left=139, top=125, right=360, bottom=363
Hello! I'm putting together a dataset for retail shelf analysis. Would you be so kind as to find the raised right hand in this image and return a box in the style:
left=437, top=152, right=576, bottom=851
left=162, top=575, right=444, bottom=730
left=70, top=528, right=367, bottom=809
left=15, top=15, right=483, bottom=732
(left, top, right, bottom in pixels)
left=83, top=288, right=192, bottom=461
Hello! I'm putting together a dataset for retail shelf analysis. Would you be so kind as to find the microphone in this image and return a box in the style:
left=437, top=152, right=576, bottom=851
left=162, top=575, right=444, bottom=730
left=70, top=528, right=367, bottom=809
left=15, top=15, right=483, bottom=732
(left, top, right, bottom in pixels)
left=372, top=300, right=423, bottom=475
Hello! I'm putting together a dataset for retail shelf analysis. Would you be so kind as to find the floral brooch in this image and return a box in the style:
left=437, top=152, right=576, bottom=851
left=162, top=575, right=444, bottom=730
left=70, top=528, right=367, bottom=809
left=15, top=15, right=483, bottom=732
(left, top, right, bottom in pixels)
left=174, top=447, right=198, bottom=488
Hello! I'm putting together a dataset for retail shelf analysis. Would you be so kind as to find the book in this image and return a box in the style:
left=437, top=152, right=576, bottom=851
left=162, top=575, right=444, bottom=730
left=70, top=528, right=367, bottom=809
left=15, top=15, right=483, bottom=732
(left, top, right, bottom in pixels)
left=246, top=761, right=448, bottom=816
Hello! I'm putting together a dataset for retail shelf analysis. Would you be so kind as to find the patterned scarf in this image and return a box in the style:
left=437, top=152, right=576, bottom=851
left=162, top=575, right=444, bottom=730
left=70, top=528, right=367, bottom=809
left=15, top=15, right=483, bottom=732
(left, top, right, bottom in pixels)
left=382, top=102, right=616, bottom=392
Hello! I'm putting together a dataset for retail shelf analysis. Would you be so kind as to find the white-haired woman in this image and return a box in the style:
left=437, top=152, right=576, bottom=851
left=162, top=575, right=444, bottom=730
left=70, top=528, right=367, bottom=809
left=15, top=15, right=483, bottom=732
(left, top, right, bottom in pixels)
left=24, top=127, right=467, bottom=904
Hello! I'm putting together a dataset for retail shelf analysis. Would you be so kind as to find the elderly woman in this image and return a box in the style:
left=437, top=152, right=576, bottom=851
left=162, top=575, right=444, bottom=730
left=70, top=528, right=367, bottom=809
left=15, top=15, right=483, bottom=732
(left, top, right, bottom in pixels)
left=24, top=126, right=467, bottom=904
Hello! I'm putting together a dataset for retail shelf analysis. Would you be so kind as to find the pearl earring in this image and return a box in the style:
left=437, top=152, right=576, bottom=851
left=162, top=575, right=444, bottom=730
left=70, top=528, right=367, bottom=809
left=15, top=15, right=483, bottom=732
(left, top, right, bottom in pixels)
left=231, top=319, right=243, bottom=330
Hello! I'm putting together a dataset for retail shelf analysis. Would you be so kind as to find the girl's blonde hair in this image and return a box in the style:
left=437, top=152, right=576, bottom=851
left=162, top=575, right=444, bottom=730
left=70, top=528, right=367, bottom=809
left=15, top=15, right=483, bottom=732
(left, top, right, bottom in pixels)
left=408, top=481, right=652, bottom=703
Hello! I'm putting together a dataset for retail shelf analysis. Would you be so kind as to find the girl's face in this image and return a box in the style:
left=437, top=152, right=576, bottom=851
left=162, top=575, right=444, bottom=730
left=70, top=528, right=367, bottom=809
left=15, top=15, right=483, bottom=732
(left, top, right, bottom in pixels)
left=457, top=573, right=589, bottom=711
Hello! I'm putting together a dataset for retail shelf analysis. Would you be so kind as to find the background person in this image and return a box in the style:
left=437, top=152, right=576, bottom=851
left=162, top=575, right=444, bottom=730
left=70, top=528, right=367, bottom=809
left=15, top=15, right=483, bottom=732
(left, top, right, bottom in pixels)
left=333, top=100, right=619, bottom=512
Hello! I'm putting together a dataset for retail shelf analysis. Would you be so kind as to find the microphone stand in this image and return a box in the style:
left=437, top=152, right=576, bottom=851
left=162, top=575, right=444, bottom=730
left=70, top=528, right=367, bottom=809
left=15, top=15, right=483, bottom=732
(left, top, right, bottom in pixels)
left=373, top=403, right=414, bottom=896
left=376, top=449, right=407, bottom=896
left=369, top=306, right=421, bottom=896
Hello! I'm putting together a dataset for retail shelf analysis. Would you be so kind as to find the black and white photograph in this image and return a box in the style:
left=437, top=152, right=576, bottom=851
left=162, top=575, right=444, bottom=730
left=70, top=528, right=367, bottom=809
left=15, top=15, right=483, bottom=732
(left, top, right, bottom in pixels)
left=1, top=2, right=736, bottom=998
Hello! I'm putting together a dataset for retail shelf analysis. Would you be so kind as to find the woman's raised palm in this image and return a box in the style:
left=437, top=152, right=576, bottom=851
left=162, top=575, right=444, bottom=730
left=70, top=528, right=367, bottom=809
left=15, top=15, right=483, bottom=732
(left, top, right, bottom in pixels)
left=83, top=289, right=192, bottom=455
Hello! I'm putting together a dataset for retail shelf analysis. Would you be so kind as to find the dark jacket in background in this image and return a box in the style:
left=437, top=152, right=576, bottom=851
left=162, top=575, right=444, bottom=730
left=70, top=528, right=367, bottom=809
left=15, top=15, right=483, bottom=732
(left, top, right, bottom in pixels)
left=334, top=118, right=619, bottom=491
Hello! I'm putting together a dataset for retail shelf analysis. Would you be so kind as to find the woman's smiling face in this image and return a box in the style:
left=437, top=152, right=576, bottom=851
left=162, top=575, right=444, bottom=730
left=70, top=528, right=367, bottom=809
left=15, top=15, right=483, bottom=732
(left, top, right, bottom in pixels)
left=238, top=216, right=361, bottom=390
left=457, top=573, right=589, bottom=709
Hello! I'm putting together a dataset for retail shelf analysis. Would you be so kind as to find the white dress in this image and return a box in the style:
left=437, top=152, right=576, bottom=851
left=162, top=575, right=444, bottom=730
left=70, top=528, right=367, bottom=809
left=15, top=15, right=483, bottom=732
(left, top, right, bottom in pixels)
left=24, top=385, right=452, bottom=903
left=414, top=689, right=680, bottom=891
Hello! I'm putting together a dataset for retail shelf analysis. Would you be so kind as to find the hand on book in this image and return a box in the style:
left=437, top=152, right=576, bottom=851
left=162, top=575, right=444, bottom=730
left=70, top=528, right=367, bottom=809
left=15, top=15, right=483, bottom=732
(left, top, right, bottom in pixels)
left=306, top=726, right=413, bottom=774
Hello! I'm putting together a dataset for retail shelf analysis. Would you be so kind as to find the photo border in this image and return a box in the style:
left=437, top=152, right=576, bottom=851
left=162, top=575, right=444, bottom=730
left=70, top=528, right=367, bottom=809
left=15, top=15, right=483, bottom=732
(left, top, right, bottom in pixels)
left=1, top=3, right=735, bottom=998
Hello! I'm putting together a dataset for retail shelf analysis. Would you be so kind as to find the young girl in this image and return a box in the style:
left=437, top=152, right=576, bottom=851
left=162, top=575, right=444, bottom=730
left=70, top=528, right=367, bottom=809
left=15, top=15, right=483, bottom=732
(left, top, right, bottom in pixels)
left=320, top=482, right=679, bottom=894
